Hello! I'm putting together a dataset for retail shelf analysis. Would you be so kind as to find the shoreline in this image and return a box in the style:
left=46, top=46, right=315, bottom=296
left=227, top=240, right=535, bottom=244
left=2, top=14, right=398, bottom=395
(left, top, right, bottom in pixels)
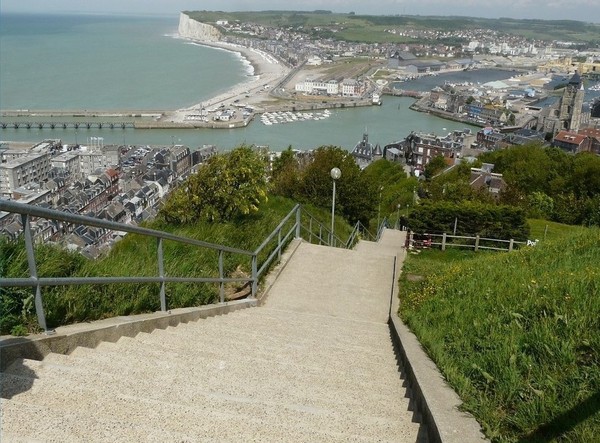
left=163, top=37, right=292, bottom=123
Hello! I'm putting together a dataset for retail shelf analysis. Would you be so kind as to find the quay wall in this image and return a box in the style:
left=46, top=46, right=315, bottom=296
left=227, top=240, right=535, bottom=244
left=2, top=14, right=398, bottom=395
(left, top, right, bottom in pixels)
left=409, top=97, right=486, bottom=128
left=178, top=13, right=222, bottom=42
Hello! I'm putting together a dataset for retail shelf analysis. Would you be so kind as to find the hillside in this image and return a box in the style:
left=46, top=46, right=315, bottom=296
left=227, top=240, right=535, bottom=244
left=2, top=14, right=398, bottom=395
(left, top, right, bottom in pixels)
left=399, top=227, right=600, bottom=441
left=184, top=10, right=600, bottom=44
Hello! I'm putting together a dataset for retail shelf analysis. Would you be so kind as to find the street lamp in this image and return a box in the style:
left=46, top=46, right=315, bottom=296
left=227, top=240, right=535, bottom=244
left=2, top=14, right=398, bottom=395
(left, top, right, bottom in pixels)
left=330, top=167, right=341, bottom=244
left=396, top=204, right=401, bottom=229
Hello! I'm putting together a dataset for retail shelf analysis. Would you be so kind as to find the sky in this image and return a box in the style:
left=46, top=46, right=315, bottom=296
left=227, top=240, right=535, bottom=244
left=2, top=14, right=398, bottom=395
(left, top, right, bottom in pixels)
left=1, top=0, right=599, bottom=23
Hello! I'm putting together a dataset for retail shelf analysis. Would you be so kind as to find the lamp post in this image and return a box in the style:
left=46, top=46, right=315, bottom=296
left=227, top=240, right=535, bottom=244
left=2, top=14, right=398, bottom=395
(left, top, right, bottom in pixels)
left=396, top=204, right=401, bottom=229
left=330, top=167, right=341, bottom=245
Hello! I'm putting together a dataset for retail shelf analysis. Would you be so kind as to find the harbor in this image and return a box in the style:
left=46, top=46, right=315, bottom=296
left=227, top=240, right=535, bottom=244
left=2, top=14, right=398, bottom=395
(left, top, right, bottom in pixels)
left=0, top=96, right=477, bottom=151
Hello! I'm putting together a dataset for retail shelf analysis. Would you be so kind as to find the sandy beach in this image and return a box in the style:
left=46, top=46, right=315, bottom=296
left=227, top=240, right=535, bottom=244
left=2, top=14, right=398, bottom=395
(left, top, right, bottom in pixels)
left=166, top=39, right=291, bottom=123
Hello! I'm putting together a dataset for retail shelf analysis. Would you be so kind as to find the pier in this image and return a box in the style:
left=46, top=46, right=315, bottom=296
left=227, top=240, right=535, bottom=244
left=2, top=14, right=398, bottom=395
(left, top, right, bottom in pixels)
left=0, top=121, right=135, bottom=130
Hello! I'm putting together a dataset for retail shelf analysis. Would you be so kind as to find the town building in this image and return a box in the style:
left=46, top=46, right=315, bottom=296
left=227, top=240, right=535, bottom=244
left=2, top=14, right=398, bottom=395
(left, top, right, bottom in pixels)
left=77, top=144, right=121, bottom=177
left=577, top=127, right=600, bottom=154
left=351, top=133, right=382, bottom=169
left=552, top=130, right=593, bottom=153
left=469, top=164, right=507, bottom=199
left=537, top=71, right=585, bottom=135
left=0, top=153, right=52, bottom=198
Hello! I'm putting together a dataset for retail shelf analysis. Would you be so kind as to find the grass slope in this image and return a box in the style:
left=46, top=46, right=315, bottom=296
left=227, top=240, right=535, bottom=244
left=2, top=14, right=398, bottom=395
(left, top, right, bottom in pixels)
left=399, top=226, right=600, bottom=442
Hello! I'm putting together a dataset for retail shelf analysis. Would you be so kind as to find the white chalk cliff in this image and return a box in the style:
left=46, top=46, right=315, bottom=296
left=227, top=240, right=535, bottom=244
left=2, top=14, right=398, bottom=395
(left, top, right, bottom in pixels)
left=178, top=13, right=222, bottom=42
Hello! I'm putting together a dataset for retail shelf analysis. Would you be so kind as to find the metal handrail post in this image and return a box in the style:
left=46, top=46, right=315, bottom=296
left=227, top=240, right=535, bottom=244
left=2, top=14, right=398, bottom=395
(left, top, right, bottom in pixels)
left=308, top=217, right=313, bottom=243
left=278, top=229, right=282, bottom=261
left=295, top=206, right=301, bottom=239
left=157, top=238, right=166, bottom=312
left=251, top=254, right=258, bottom=298
left=21, top=214, right=48, bottom=332
left=219, top=250, right=224, bottom=303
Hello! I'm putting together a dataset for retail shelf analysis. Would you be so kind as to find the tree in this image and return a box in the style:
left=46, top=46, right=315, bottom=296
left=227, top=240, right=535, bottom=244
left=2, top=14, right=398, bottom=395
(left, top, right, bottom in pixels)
left=571, top=152, right=600, bottom=199
left=424, top=155, right=448, bottom=180
left=160, top=146, right=268, bottom=224
left=300, top=146, right=376, bottom=226
left=527, top=191, right=554, bottom=219
left=271, top=146, right=301, bottom=199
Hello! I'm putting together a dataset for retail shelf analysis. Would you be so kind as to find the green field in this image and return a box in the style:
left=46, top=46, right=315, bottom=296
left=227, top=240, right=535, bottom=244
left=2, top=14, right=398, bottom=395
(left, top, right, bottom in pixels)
left=399, top=225, right=600, bottom=442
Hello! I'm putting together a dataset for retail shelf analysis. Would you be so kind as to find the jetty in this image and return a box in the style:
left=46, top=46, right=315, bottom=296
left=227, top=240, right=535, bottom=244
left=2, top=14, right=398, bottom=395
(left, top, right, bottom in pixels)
left=0, top=121, right=135, bottom=130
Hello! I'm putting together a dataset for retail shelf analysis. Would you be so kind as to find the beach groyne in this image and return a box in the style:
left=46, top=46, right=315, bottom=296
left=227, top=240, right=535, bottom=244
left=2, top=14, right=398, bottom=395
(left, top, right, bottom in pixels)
left=178, top=13, right=221, bottom=42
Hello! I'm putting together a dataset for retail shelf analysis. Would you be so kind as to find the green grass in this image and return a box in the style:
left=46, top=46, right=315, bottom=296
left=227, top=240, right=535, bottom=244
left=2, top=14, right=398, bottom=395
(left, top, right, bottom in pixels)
left=399, top=226, right=600, bottom=442
left=0, top=196, right=353, bottom=334
left=528, top=219, right=581, bottom=242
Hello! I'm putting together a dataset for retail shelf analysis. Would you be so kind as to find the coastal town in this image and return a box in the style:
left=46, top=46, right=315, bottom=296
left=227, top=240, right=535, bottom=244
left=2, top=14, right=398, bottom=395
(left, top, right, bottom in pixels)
left=168, top=11, right=600, bottom=130
left=1, top=11, right=600, bottom=255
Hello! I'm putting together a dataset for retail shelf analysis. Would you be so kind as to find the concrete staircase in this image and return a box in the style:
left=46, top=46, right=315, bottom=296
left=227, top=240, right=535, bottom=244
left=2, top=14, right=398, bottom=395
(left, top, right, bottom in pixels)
left=1, top=230, right=423, bottom=442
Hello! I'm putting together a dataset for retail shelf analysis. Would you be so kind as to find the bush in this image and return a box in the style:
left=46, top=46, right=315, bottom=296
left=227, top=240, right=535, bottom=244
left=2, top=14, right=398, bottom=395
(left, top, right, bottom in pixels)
left=407, top=201, right=530, bottom=240
left=161, top=145, right=268, bottom=224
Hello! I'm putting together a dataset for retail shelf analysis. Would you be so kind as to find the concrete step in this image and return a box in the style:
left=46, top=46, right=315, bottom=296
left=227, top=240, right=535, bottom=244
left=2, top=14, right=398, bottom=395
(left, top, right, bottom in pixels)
left=73, top=336, right=400, bottom=386
left=2, top=393, right=393, bottom=443
left=7, top=344, right=408, bottom=413
left=156, top=316, right=397, bottom=360
left=58, top=330, right=402, bottom=379
left=23, top=332, right=409, bottom=408
left=2, top=368, right=419, bottom=442
left=180, top=306, right=394, bottom=337
left=134, top=329, right=401, bottom=380
left=263, top=242, right=395, bottom=323
left=0, top=397, right=194, bottom=442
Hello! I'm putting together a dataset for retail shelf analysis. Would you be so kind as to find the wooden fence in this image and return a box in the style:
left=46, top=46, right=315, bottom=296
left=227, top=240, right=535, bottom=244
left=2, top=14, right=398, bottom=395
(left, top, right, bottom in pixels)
left=408, top=232, right=531, bottom=252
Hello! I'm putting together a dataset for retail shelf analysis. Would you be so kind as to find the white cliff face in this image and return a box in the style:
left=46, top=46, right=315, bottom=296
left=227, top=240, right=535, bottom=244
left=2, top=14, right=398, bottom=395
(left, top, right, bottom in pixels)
left=178, top=13, right=222, bottom=42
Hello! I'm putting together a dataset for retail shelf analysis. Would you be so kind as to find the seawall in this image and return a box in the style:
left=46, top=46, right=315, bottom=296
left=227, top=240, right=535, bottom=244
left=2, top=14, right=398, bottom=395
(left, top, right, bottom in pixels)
left=178, top=12, right=222, bottom=42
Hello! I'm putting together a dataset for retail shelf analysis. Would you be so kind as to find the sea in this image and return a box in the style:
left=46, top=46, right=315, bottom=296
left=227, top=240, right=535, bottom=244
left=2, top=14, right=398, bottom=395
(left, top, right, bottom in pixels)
left=2, top=13, right=598, bottom=151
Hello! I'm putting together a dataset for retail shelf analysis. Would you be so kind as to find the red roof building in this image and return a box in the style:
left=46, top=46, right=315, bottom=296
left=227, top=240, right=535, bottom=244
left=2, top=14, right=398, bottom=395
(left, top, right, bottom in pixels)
left=552, top=130, right=592, bottom=153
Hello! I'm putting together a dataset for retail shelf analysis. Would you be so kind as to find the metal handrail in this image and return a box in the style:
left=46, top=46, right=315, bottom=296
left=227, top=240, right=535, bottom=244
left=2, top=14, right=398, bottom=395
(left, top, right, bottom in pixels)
left=0, top=199, right=258, bottom=332
left=300, top=209, right=345, bottom=248
left=0, top=199, right=251, bottom=256
left=252, top=204, right=301, bottom=295
left=0, top=199, right=379, bottom=333
left=345, top=221, right=372, bottom=249
left=376, top=217, right=389, bottom=241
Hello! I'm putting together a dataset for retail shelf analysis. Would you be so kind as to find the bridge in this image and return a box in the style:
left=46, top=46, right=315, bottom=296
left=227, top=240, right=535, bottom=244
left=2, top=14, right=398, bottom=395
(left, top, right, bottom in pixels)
left=0, top=201, right=486, bottom=442
left=0, top=121, right=135, bottom=130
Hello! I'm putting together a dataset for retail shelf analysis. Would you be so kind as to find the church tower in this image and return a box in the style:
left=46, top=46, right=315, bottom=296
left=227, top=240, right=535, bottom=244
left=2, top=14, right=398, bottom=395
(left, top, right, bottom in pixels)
left=559, top=71, right=585, bottom=132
